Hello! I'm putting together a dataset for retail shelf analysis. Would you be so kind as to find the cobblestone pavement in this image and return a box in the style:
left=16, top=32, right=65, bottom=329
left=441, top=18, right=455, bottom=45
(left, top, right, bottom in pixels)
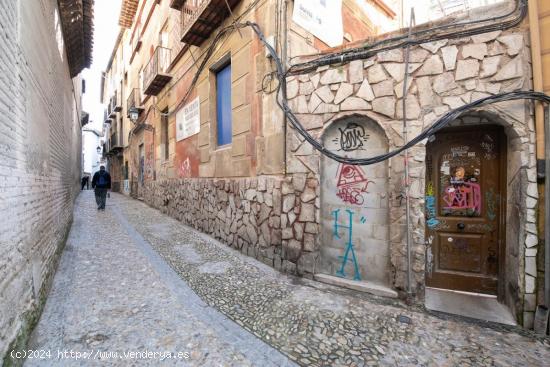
left=110, top=193, right=550, bottom=367
left=25, top=191, right=292, bottom=366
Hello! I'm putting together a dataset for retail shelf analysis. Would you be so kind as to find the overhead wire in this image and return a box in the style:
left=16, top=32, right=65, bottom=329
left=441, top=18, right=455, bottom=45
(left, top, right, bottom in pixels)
left=245, top=21, right=550, bottom=166
left=287, top=0, right=527, bottom=75
left=143, top=0, right=550, bottom=167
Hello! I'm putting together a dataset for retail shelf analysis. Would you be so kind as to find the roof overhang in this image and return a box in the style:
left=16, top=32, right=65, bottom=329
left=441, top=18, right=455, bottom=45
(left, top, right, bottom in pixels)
left=58, top=0, right=95, bottom=77
left=119, top=0, right=139, bottom=28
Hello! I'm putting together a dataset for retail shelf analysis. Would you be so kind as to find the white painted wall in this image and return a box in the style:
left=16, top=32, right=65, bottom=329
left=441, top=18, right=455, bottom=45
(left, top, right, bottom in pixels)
left=82, top=129, right=103, bottom=176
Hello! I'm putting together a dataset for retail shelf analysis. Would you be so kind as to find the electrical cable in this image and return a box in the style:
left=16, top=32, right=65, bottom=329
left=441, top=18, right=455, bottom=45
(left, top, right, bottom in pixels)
left=244, top=21, right=550, bottom=166
left=141, top=1, right=548, bottom=168
left=287, top=0, right=527, bottom=75
left=153, top=0, right=525, bottom=116
left=148, top=0, right=264, bottom=118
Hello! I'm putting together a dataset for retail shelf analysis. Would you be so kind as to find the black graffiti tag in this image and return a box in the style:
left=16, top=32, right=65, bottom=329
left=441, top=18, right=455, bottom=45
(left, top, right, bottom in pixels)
left=337, top=123, right=369, bottom=151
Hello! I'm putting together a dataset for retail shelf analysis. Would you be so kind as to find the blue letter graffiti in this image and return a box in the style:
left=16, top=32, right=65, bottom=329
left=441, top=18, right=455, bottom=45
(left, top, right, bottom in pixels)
left=425, top=195, right=439, bottom=229
left=332, top=209, right=362, bottom=281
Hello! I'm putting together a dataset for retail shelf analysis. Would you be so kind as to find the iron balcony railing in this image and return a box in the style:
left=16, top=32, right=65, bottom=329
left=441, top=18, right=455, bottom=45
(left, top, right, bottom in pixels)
left=127, top=88, right=144, bottom=117
left=142, top=46, right=172, bottom=96
left=114, top=90, right=122, bottom=112
left=108, top=95, right=116, bottom=118
left=180, top=0, right=240, bottom=46
left=107, top=100, right=113, bottom=118
left=180, top=0, right=208, bottom=45
left=104, top=108, right=111, bottom=124
left=170, top=0, right=185, bottom=9
left=111, top=132, right=122, bottom=149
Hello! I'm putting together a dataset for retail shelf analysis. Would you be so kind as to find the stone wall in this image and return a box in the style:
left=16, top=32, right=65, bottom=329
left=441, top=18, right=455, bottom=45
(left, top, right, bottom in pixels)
left=143, top=174, right=321, bottom=276
left=0, top=0, right=83, bottom=361
left=285, top=26, right=538, bottom=326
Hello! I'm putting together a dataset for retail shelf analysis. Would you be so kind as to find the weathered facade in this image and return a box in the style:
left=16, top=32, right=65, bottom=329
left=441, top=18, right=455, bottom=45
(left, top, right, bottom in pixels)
left=102, top=0, right=393, bottom=198
left=0, top=0, right=93, bottom=362
left=104, top=0, right=546, bottom=328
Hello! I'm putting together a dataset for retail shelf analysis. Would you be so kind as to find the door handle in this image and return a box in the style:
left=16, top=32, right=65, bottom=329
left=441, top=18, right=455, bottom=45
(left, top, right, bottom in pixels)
left=457, top=222, right=465, bottom=230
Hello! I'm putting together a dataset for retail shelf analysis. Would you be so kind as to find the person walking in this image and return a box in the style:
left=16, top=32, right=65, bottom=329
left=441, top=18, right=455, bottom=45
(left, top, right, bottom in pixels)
left=81, top=176, right=89, bottom=190
left=91, top=166, right=111, bottom=210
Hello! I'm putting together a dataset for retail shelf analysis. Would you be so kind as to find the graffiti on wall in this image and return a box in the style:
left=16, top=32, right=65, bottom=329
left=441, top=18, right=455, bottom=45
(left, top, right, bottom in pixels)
left=425, top=186, right=439, bottom=229
left=485, top=188, right=497, bottom=221
left=332, top=122, right=370, bottom=152
left=426, top=235, right=434, bottom=276
left=481, top=134, right=496, bottom=160
left=178, top=157, right=191, bottom=178
left=335, top=164, right=373, bottom=205
left=332, top=208, right=365, bottom=281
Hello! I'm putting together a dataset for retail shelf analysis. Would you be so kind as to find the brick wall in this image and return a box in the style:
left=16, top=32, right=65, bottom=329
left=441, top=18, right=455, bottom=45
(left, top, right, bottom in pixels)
left=0, top=0, right=83, bottom=361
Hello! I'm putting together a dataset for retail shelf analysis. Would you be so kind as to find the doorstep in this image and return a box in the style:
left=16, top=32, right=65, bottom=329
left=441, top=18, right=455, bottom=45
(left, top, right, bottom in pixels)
left=314, top=273, right=398, bottom=298
left=425, top=287, right=517, bottom=326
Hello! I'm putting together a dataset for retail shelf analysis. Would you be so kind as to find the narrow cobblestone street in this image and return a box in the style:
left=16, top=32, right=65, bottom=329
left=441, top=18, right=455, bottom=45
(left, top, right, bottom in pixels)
left=27, top=192, right=550, bottom=366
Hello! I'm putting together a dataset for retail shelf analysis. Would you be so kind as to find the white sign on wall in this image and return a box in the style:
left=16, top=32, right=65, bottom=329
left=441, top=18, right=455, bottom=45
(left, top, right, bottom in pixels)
left=176, top=97, right=200, bottom=142
left=292, top=0, right=343, bottom=48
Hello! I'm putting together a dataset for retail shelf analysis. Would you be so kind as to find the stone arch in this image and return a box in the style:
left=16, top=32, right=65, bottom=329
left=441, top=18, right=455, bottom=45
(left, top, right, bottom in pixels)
left=318, top=114, right=392, bottom=288
left=420, top=107, right=536, bottom=324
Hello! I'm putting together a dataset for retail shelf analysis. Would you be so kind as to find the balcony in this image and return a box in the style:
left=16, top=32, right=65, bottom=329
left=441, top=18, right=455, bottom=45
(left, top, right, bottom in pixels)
left=180, top=0, right=241, bottom=46
left=109, top=132, right=123, bottom=154
left=127, top=88, right=145, bottom=116
left=170, top=0, right=186, bottom=9
left=107, top=101, right=115, bottom=118
left=143, top=46, right=172, bottom=96
left=104, top=108, right=111, bottom=124
left=132, top=26, right=142, bottom=53
left=111, top=92, right=122, bottom=113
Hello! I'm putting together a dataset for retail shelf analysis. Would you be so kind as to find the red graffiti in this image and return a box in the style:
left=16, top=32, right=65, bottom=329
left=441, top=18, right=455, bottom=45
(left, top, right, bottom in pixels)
left=443, top=182, right=482, bottom=214
left=178, top=157, right=191, bottom=178
left=335, top=164, right=373, bottom=205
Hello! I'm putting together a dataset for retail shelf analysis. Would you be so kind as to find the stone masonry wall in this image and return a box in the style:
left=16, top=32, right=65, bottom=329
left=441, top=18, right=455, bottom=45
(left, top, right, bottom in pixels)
left=285, top=26, right=538, bottom=326
left=143, top=174, right=321, bottom=276
left=0, top=0, right=83, bottom=361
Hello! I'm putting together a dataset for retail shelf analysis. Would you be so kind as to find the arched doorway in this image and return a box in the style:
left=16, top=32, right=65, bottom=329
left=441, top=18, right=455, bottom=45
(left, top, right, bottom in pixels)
left=425, top=125, right=506, bottom=295
left=319, top=115, right=391, bottom=289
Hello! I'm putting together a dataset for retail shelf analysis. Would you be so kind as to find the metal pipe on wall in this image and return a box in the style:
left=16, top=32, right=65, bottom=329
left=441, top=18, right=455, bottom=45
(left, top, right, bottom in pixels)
left=528, top=0, right=545, bottom=165
left=403, top=8, right=416, bottom=295
left=527, top=0, right=548, bottom=307
left=545, top=105, right=550, bottom=306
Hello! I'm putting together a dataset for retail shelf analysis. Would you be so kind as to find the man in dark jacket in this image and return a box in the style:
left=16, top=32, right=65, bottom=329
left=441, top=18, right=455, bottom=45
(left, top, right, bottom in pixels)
left=91, top=166, right=112, bottom=210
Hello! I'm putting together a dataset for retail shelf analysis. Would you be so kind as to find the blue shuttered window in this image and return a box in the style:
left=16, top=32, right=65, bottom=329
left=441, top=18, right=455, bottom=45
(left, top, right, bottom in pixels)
left=216, top=64, right=232, bottom=146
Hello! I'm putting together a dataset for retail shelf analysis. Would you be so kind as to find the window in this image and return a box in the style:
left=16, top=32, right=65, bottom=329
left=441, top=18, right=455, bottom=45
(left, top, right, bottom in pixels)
left=161, top=109, right=169, bottom=161
left=216, top=63, right=232, bottom=146
left=124, top=161, right=129, bottom=180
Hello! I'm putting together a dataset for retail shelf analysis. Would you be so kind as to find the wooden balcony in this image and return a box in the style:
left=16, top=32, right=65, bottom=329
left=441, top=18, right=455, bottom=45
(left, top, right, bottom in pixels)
left=180, top=0, right=241, bottom=46
left=127, top=88, right=145, bottom=116
left=143, top=46, right=172, bottom=96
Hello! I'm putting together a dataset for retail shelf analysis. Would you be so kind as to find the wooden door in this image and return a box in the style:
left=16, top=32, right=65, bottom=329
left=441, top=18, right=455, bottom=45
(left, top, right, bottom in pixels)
left=425, top=127, right=505, bottom=295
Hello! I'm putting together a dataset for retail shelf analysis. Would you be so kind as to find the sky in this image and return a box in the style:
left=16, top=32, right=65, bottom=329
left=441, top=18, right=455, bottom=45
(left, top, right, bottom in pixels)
left=82, top=0, right=122, bottom=133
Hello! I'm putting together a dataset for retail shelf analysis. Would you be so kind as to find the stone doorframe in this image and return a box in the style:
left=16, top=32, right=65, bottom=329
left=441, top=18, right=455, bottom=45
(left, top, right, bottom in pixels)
left=313, top=104, right=537, bottom=327
left=414, top=107, right=536, bottom=327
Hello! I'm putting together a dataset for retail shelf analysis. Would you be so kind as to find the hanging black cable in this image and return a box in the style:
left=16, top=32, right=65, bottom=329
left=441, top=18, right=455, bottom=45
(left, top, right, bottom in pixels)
left=245, top=21, right=550, bottom=166
left=162, top=0, right=548, bottom=167
left=287, top=0, right=527, bottom=75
